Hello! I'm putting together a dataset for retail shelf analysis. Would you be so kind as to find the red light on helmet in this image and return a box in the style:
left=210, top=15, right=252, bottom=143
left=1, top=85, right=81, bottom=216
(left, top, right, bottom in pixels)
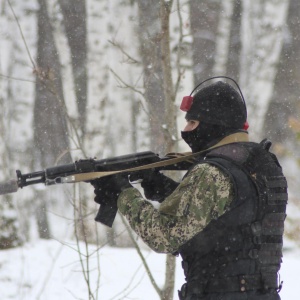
left=180, top=96, right=193, bottom=112
left=243, top=121, right=249, bottom=130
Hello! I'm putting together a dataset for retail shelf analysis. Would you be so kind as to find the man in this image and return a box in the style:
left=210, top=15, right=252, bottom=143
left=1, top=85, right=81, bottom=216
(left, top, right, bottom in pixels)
left=92, top=80, right=287, bottom=299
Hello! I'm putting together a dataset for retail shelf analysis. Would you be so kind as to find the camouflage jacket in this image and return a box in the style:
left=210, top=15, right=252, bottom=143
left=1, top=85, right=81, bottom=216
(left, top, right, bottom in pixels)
left=117, top=162, right=234, bottom=253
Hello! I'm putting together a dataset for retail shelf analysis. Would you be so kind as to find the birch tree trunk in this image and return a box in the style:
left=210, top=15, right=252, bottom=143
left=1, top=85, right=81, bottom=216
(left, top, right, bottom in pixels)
left=58, top=0, right=87, bottom=138
left=137, top=1, right=178, bottom=298
left=212, top=0, right=234, bottom=76
left=85, top=0, right=111, bottom=160
left=189, top=0, right=220, bottom=83
left=0, top=0, right=37, bottom=247
left=239, top=0, right=289, bottom=139
left=0, top=55, right=21, bottom=249
left=262, top=0, right=300, bottom=246
left=85, top=0, right=108, bottom=243
left=138, top=0, right=184, bottom=298
left=55, top=0, right=91, bottom=243
left=227, top=0, right=242, bottom=80
left=34, top=0, right=72, bottom=239
left=137, top=0, right=167, bottom=156
left=264, top=0, right=298, bottom=144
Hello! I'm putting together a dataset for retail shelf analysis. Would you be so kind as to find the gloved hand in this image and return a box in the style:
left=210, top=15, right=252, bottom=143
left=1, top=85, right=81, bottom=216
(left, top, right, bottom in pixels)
left=91, top=174, right=131, bottom=205
left=90, top=174, right=132, bottom=227
left=139, top=171, right=179, bottom=202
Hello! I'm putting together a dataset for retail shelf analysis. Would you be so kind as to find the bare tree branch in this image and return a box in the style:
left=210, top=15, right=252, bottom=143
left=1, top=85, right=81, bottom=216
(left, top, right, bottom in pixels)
left=108, top=39, right=141, bottom=65
left=0, top=73, right=35, bottom=83
left=7, top=0, right=36, bottom=69
left=109, top=67, right=144, bottom=97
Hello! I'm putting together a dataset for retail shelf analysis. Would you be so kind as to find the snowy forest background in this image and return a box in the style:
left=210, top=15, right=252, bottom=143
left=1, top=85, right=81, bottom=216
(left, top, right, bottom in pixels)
left=0, top=0, right=299, bottom=299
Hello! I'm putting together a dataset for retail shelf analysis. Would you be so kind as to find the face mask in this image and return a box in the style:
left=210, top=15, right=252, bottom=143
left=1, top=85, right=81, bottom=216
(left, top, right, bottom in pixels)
left=181, top=122, right=231, bottom=153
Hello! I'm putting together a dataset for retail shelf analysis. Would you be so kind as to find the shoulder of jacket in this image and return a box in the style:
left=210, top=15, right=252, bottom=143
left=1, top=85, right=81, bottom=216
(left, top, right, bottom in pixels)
left=189, top=162, right=232, bottom=183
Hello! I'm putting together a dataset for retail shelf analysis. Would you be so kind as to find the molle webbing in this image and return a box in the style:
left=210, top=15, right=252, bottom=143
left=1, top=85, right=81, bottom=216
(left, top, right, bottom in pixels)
left=264, top=176, right=288, bottom=206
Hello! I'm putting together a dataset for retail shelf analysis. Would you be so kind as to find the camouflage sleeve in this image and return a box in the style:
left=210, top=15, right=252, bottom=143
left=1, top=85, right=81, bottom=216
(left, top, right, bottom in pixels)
left=117, top=163, right=234, bottom=253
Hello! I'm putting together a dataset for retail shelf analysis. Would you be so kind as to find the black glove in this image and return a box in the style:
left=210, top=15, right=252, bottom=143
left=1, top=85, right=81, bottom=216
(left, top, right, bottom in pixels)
left=91, top=174, right=131, bottom=204
left=90, top=174, right=131, bottom=227
left=140, top=171, right=179, bottom=203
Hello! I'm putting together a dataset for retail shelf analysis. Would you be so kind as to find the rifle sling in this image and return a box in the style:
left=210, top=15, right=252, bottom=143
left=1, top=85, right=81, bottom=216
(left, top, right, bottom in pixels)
left=63, top=132, right=249, bottom=183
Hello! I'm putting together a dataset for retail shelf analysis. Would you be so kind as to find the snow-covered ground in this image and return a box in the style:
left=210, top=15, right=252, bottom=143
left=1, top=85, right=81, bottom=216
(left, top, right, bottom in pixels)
left=0, top=239, right=298, bottom=300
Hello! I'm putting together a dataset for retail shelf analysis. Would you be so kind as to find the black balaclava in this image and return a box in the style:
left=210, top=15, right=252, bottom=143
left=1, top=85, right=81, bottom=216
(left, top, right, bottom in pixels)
left=181, top=81, right=247, bottom=153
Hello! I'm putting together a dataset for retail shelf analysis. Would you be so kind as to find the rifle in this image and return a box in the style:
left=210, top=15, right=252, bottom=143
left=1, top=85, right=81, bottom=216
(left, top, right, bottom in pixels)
left=0, top=151, right=193, bottom=226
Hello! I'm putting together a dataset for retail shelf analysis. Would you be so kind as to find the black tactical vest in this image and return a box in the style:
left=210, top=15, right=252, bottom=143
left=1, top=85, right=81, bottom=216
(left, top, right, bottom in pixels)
left=178, top=140, right=288, bottom=300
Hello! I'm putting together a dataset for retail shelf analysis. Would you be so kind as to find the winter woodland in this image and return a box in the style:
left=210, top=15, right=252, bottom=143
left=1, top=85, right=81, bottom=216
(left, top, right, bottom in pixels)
left=0, top=0, right=299, bottom=299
